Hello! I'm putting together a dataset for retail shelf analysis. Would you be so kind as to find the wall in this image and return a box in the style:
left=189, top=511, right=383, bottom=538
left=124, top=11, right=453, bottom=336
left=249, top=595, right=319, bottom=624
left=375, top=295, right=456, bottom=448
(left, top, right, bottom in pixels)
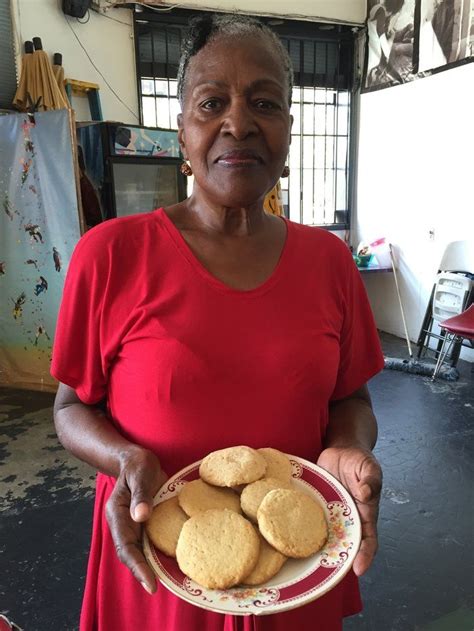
left=119, top=0, right=366, bottom=25
left=11, top=0, right=139, bottom=123
left=356, top=62, right=474, bottom=361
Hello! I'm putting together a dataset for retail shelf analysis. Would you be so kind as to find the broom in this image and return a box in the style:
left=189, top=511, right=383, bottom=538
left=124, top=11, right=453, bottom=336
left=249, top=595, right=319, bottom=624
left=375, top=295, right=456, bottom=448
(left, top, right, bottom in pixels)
left=383, top=244, right=459, bottom=381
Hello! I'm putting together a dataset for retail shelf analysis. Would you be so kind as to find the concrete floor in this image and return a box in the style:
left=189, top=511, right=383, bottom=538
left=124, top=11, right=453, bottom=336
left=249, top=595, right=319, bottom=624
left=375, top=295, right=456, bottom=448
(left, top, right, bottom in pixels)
left=1, top=333, right=473, bottom=631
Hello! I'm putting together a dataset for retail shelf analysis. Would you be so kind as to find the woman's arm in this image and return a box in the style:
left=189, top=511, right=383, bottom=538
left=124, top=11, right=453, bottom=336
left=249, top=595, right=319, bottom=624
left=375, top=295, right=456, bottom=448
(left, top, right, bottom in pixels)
left=53, top=383, right=166, bottom=594
left=54, top=383, right=142, bottom=478
left=317, top=384, right=382, bottom=577
left=324, top=384, right=377, bottom=450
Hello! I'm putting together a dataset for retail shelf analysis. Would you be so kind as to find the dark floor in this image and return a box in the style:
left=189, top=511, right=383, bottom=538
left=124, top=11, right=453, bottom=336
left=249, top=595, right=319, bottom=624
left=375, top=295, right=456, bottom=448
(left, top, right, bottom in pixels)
left=1, top=333, right=473, bottom=631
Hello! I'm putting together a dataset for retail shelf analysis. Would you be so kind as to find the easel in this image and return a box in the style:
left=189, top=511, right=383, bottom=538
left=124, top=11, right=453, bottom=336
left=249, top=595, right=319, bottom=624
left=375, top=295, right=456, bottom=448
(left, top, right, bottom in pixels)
left=64, top=79, right=103, bottom=121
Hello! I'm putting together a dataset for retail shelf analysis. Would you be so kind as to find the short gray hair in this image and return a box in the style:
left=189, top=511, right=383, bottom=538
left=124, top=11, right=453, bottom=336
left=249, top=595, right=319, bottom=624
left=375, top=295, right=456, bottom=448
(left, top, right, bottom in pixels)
left=177, top=14, right=294, bottom=106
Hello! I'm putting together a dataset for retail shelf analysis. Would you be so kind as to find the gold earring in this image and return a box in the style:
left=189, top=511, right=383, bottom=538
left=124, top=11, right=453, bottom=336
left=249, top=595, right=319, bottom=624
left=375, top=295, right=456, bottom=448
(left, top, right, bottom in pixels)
left=281, top=166, right=290, bottom=178
left=180, top=161, right=193, bottom=176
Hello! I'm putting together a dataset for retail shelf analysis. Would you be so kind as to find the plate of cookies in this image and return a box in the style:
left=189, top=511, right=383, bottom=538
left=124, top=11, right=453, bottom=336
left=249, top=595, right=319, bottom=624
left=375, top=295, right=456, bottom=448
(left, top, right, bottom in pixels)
left=142, top=446, right=361, bottom=616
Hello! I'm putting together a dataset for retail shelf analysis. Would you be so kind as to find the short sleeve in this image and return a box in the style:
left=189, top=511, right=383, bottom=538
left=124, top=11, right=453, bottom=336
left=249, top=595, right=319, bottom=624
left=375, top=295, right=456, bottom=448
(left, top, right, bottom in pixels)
left=330, top=253, right=385, bottom=401
left=50, top=230, right=109, bottom=404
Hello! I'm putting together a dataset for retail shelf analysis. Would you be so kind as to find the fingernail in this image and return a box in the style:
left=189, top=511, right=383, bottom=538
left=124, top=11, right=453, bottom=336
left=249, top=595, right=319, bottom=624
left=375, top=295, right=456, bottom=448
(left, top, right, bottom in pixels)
left=133, top=502, right=149, bottom=521
left=141, top=581, right=153, bottom=595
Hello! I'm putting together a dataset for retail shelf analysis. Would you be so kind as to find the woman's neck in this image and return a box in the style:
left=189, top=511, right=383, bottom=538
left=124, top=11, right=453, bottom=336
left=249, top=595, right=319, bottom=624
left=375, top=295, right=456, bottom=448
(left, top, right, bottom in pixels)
left=176, top=189, right=270, bottom=237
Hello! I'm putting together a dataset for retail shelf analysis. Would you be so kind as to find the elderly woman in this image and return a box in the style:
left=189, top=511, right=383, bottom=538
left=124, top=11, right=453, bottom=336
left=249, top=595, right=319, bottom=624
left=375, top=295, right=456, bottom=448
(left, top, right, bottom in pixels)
left=52, top=13, right=384, bottom=631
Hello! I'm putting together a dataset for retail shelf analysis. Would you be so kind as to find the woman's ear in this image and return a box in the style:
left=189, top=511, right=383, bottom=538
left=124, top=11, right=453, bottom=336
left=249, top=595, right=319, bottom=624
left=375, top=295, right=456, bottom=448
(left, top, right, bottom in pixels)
left=177, top=113, right=188, bottom=160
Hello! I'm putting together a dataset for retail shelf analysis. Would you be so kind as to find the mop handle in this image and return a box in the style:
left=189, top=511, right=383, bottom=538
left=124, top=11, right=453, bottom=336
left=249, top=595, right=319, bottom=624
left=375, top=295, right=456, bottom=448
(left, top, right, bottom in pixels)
left=389, top=243, right=413, bottom=358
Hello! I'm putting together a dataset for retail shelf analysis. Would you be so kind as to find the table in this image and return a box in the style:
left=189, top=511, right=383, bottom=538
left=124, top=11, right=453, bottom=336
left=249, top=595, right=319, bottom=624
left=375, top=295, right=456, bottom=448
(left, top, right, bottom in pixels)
left=357, top=264, right=393, bottom=274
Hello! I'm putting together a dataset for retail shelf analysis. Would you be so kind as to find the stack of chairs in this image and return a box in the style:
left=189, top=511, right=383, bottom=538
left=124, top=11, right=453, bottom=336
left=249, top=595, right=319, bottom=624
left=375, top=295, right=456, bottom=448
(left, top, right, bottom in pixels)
left=417, top=240, right=474, bottom=369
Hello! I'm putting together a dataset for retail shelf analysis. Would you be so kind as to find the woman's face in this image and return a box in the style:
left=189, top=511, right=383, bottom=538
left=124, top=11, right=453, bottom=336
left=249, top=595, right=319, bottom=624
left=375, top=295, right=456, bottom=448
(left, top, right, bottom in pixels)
left=178, top=34, right=292, bottom=207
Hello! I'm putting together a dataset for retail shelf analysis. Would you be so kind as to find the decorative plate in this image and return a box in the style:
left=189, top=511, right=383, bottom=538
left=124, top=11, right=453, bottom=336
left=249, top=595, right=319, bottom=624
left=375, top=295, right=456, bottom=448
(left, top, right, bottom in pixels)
left=143, top=455, right=361, bottom=616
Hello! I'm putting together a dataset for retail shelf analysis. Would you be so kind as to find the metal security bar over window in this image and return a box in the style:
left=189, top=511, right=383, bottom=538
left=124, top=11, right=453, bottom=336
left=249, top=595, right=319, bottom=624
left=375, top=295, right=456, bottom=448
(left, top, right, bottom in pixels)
left=134, top=10, right=355, bottom=228
left=136, top=23, right=182, bottom=130
left=283, top=37, right=353, bottom=228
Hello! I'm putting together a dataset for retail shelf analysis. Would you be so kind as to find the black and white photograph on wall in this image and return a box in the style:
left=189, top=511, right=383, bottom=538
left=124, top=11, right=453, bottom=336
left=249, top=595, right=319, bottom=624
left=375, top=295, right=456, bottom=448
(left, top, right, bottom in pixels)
left=364, top=0, right=417, bottom=90
left=418, top=0, right=474, bottom=72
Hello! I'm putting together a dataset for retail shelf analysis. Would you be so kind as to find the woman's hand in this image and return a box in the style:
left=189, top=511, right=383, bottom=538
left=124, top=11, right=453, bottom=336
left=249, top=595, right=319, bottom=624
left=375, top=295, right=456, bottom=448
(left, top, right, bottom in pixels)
left=105, top=446, right=168, bottom=595
left=316, top=446, right=382, bottom=576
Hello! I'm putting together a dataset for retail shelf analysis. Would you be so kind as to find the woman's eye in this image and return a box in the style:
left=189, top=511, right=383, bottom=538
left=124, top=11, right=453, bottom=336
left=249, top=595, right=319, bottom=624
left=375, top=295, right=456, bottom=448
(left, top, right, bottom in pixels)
left=200, top=99, right=221, bottom=110
left=255, top=100, right=280, bottom=110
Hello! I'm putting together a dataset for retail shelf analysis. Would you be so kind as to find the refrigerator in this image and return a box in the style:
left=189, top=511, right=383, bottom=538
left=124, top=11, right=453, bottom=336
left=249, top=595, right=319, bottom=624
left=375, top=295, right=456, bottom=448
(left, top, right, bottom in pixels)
left=76, top=122, right=187, bottom=221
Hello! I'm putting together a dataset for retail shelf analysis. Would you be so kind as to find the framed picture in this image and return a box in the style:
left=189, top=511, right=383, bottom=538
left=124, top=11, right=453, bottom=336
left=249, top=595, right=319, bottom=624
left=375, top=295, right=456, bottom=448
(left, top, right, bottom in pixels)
left=363, top=0, right=473, bottom=91
left=364, top=0, right=417, bottom=91
left=418, top=0, right=474, bottom=72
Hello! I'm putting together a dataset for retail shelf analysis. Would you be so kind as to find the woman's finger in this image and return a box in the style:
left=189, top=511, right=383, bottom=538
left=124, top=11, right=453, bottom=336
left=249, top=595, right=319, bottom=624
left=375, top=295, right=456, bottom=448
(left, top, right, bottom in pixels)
left=352, top=492, right=379, bottom=576
left=113, top=539, right=157, bottom=594
left=353, top=474, right=382, bottom=503
left=129, top=473, right=155, bottom=522
left=353, top=530, right=378, bottom=576
left=105, top=476, right=157, bottom=594
left=126, top=452, right=165, bottom=523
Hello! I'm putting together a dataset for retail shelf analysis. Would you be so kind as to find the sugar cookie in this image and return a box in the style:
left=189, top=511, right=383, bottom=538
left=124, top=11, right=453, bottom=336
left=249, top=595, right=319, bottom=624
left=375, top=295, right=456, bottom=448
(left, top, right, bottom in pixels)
left=178, top=479, right=241, bottom=516
left=240, top=477, right=293, bottom=522
left=257, top=489, right=327, bottom=558
left=199, top=446, right=267, bottom=487
left=145, top=496, right=188, bottom=558
left=176, top=508, right=260, bottom=589
left=258, top=447, right=293, bottom=482
left=241, top=534, right=287, bottom=585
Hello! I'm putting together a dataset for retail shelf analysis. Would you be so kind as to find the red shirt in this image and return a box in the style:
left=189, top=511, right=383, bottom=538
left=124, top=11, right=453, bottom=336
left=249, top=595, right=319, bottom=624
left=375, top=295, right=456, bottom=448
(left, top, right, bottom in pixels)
left=51, top=208, right=384, bottom=631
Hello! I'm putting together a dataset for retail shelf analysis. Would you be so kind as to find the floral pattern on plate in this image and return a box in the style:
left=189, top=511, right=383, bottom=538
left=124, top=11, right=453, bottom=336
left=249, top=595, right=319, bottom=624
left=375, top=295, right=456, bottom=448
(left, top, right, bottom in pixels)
left=182, top=580, right=281, bottom=610
left=320, top=502, right=356, bottom=567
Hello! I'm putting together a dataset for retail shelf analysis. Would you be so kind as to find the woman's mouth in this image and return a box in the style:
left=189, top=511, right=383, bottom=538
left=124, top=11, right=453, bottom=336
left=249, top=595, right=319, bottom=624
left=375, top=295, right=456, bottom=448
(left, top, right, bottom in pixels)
left=215, top=150, right=263, bottom=167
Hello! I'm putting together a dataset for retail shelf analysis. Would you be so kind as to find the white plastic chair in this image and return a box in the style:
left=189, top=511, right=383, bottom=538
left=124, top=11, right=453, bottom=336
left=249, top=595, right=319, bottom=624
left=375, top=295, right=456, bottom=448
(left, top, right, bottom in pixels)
left=438, top=240, right=474, bottom=274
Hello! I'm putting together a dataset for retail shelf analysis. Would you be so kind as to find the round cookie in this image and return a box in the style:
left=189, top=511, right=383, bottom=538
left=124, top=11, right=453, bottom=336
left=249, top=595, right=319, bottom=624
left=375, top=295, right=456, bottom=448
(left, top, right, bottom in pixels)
left=241, top=534, right=287, bottom=586
left=257, top=489, right=328, bottom=558
left=178, top=479, right=241, bottom=517
left=258, top=448, right=293, bottom=482
left=240, top=477, right=293, bottom=523
left=199, top=446, right=267, bottom=487
left=145, top=496, right=188, bottom=558
left=176, top=509, right=260, bottom=590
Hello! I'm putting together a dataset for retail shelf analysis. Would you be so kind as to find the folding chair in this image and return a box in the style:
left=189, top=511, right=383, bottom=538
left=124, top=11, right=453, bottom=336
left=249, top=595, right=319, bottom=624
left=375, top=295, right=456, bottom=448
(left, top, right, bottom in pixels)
left=417, top=240, right=474, bottom=367
left=432, top=305, right=474, bottom=380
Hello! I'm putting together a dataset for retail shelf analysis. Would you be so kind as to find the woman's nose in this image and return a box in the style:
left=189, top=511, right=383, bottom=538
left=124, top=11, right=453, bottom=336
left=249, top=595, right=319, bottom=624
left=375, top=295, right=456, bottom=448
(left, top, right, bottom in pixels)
left=221, top=100, right=259, bottom=139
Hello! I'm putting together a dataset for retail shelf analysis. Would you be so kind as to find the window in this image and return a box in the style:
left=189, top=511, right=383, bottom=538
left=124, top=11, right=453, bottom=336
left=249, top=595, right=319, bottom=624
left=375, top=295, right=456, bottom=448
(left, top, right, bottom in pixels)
left=134, top=10, right=355, bottom=229
left=136, top=23, right=181, bottom=130
left=280, top=32, right=353, bottom=228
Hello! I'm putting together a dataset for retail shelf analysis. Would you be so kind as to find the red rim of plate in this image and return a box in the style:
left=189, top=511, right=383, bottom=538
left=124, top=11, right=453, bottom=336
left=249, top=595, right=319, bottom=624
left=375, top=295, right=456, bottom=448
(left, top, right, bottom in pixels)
left=143, top=455, right=361, bottom=616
